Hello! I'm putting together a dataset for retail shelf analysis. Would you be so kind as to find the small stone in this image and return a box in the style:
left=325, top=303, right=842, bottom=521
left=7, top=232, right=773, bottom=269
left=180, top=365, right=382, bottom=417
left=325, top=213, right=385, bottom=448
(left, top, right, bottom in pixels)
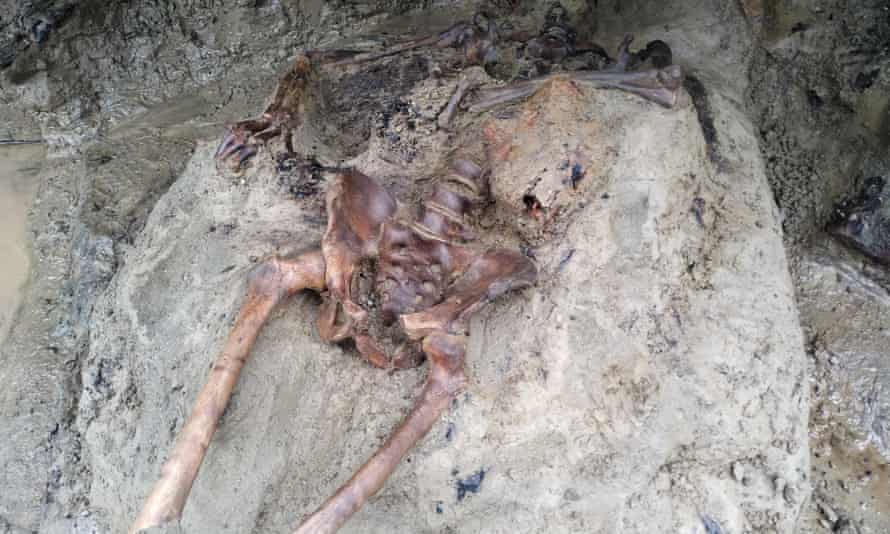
left=773, top=476, right=786, bottom=494
left=731, top=461, right=744, bottom=482
left=783, top=484, right=796, bottom=504
left=818, top=501, right=838, bottom=523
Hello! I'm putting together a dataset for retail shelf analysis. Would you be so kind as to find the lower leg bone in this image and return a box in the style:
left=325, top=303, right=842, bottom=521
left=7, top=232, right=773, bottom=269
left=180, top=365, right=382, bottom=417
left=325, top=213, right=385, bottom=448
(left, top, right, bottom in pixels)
left=130, top=251, right=326, bottom=534
left=291, top=332, right=467, bottom=534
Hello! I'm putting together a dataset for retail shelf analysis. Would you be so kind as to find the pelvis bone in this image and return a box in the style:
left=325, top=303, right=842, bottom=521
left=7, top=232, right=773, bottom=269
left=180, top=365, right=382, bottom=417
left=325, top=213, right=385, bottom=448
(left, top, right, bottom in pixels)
left=131, top=160, right=536, bottom=534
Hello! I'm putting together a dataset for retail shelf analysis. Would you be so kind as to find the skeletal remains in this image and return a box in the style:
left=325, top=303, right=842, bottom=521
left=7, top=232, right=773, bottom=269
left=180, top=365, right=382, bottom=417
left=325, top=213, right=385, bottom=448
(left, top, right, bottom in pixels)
left=131, top=7, right=683, bottom=534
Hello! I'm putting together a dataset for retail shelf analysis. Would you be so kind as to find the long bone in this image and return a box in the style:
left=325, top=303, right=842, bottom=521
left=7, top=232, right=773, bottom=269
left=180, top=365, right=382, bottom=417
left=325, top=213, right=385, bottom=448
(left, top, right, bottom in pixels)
left=327, top=13, right=500, bottom=68
left=293, top=164, right=535, bottom=532
left=216, top=14, right=500, bottom=169
left=130, top=252, right=326, bottom=533
left=132, top=163, right=536, bottom=533
left=469, top=64, right=684, bottom=111
left=292, top=331, right=467, bottom=534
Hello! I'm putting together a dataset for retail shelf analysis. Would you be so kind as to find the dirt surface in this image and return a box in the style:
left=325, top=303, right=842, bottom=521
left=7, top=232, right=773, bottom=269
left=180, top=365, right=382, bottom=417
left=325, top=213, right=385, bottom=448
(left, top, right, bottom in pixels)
left=0, top=1, right=887, bottom=533
left=77, top=79, right=806, bottom=534
left=0, top=144, right=44, bottom=343
left=794, top=238, right=890, bottom=534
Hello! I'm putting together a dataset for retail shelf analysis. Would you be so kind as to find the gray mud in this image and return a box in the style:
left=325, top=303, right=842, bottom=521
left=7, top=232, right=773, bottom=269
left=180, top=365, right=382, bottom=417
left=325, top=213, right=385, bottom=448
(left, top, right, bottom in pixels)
left=0, top=144, right=44, bottom=343
left=0, top=0, right=887, bottom=533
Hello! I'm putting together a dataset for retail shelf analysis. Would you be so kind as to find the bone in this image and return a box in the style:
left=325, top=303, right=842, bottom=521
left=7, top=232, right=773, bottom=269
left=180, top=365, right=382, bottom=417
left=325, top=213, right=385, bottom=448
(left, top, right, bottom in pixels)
left=469, top=65, right=684, bottom=111
left=523, top=3, right=576, bottom=63
left=217, top=136, right=244, bottom=161
left=326, top=20, right=474, bottom=67
left=318, top=170, right=398, bottom=366
left=215, top=117, right=272, bottom=163
left=213, top=131, right=236, bottom=158
left=571, top=65, right=684, bottom=107
left=134, top=157, right=534, bottom=533
left=130, top=251, right=326, bottom=534
left=571, top=64, right=683, bottom=90
left=295, top=161, right=535, bottom=532
left=291, top=332, right=467, bottom=534
left=606, top=34, right=635, bottom=72
left=438, top=77, right=473, bottom=130
left=236, top=145, right=257, bottom=165
left=401, top=248, right=537, bottom=339
left=468, top=79, right=547, bottom=112
left=254, top=125, right=282, bottom=141
left=326, top=11, right=499, bottom=70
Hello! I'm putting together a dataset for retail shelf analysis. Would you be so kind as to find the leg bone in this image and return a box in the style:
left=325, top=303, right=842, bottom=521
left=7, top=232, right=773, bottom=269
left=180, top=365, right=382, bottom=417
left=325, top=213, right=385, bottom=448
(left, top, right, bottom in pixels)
left=470, top=65, right=684, bottom=111
left=571, top=65, right=683, bottom=107
left=325, top=17, right=485, bottom=68
left=130, top=251, right=326, bottom=534
left=291, top=332, right=467, bottom=534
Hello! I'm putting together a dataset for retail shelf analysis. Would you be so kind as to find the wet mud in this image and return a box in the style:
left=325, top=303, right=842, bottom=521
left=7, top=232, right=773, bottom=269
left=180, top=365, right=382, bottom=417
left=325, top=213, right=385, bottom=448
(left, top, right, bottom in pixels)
left=0, top=0, right=888, bottom=533
left=0, top=144, right=44, bottom=343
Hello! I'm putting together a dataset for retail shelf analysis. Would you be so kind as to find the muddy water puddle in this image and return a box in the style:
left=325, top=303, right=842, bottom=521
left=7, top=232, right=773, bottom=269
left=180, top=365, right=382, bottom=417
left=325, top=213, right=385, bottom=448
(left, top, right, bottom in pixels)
left=0, top=144, right=45, bottom=343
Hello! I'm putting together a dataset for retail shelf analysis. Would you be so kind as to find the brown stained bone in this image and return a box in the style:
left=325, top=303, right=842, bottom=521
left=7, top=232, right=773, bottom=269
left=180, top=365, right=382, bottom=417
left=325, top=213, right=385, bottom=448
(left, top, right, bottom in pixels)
left=470, top=24, right=682, bottom=111
left=467, top=79, right=546, bottom=112
left=317, top=169, right=397, bottom=368
left=401, top=248, right=537, bottom=340
left=437, top=76, right=474, bottom=130
left=138, top=10, right=543, bottom=530
left=214, top=14, right=501, bottom=169
left=132, top=156, right=537, bottom=533
left=317, top=159, right=493, bottom=368
left=327, top=13, right=499, bottom=69
left=291, top=332, right=467, bottom=534
left=215, top=53, right=316, bottom=167
left=130, top=251, right=326, bottom=534
left=287, top=161, right=535, bottom=532
left=605, top=34, right=635, bottom=72
left=571, top=64, right=684, bottom=107
left=469, top=65, right=684, bottom=111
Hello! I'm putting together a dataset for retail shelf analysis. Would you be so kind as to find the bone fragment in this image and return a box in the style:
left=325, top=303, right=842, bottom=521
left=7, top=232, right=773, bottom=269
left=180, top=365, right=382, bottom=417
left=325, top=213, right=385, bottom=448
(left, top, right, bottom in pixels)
left=438, top=77, right=473, bottom=130
left=130, top=252, right=326, bottom=534
left=468, top=79, right=547, bottom=112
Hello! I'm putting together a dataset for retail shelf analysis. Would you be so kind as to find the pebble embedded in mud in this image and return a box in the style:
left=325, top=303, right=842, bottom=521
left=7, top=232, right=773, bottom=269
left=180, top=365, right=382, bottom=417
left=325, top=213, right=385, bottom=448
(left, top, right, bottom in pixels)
left=455, top=468, right=486, bottom=502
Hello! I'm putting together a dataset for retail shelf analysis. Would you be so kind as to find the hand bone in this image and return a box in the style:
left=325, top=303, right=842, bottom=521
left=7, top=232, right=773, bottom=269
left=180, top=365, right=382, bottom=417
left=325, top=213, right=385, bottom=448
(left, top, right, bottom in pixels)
left=214, top=14, right=501, bottom=169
